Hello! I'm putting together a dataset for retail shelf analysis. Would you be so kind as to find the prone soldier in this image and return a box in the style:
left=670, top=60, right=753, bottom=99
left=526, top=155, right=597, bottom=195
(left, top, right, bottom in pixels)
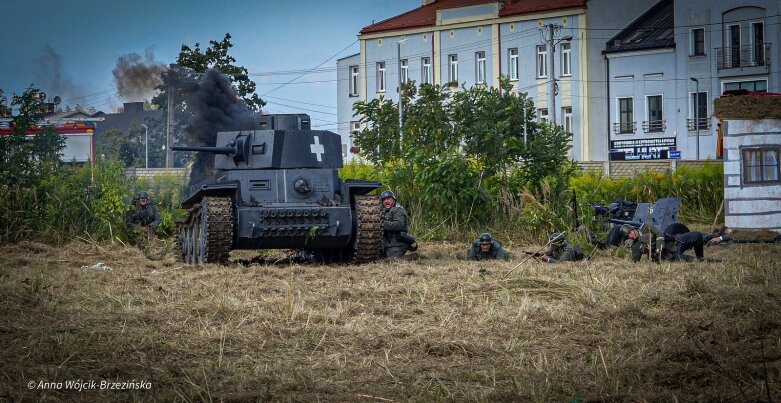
left=467, top=233, right=507, bottom=261
left=535, top=232, right=585, bottom=263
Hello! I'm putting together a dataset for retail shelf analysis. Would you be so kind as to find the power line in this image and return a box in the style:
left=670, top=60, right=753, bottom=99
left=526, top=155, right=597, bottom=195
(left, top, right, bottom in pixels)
left=261, top=40, right=358, bottom=97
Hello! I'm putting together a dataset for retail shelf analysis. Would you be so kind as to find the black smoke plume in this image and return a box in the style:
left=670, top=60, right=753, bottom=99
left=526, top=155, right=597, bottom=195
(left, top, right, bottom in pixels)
left=112, top=49, right=166, bottom=102
left=32, top=44, right=83, bottom=102
left=181, top=69, right=255, bottom=185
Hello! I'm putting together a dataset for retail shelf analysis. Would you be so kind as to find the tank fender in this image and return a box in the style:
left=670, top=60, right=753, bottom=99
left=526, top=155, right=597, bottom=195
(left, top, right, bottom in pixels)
left=181, top=181, right=239, bottom=208
left=342, top=180, right=382, bottom=204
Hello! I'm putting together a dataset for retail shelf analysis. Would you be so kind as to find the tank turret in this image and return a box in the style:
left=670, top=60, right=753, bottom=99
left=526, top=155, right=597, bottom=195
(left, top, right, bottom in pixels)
left=173, top=114, right=382, bottom=265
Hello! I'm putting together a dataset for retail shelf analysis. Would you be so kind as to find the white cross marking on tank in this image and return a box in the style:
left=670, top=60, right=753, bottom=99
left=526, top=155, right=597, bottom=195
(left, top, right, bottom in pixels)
left=310, top=135, right=325, bottom=162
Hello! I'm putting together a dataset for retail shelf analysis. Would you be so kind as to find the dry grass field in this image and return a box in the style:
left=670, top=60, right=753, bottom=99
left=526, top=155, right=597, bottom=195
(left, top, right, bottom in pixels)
left=0, top=239, right=779, bottom=402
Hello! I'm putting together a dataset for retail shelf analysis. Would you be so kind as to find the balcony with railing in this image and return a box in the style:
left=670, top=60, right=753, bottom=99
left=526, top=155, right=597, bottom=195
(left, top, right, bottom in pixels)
left=613, top=121, right=636, bottom=134
left=715, top=43, right=771, bottom=70
left=642, top=120, right=666, bottom=133
left=686, top=117, right=711, bottom=131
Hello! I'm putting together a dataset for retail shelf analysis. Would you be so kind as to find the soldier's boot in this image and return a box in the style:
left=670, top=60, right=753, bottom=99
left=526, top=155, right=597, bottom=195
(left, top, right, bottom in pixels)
left=402, top=252, right=420, bottom=261
left=694, top=243, right=705, bottom=261
left=670, top=246, right=684, bottom=262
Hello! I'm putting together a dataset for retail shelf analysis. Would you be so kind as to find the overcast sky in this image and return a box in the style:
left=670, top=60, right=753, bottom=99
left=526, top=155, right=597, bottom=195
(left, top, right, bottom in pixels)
left=0, top=0, right=419, bottom=130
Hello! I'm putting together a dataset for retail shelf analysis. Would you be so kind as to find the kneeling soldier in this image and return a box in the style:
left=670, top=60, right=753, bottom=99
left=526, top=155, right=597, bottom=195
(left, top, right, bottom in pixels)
left=619, top=223, right=705, bottom=262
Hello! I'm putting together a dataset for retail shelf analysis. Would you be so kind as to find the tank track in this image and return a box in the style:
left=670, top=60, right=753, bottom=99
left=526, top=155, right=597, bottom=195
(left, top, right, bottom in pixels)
left=351, top=195, right=382, bottom=263
left=174, top=197, right=233, bottom=264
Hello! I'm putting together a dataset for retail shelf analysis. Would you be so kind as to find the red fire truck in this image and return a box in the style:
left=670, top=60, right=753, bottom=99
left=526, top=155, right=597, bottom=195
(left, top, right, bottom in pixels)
left=0, top=120, right=98, bottom=164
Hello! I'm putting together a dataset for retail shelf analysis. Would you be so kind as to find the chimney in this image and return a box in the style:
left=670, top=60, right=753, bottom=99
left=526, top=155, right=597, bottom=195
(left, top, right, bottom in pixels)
left=123, top=102, right=144, bottom=114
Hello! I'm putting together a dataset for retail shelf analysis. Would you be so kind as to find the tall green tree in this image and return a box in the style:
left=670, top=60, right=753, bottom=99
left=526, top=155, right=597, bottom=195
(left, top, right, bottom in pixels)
left=352, top=78, right=574, bottom=227
left=149, top=33, right=264, bottom=167
left=96, top=127, right=143, bottom=167
left=152, top=33, right=265, bottom=112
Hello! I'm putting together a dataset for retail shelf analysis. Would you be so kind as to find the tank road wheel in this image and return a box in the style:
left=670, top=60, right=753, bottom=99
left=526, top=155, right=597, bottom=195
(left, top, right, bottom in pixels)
left=174, top=207, right=199, bottom=264
left=195, top=197, right=234, bottom=264
left=350, top=194, right=382, bottom=263
left=175, top=221, right=185, bottom=262
left=187, top=217, right=199, bottom=264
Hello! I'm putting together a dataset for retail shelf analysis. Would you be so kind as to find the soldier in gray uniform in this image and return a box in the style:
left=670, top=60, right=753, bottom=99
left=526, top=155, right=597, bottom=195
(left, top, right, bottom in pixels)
left=538, top=232, right=584, bottom=263
left=468, top=233, right=507, bottom=260
left=127, top=191, right=162, bottom=237
left=619, top=223, right=705, bottom=262
left=380, top=190, right=416, bottom=258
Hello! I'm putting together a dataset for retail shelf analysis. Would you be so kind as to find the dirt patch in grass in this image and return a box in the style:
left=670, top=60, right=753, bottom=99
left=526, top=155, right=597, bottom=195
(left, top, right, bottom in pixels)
left=0, top=240, right=779, bottom=401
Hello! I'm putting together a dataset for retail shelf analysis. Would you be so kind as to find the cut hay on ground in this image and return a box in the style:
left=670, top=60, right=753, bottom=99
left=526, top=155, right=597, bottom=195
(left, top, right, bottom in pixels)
left=0, top=240, right=779, bottom=401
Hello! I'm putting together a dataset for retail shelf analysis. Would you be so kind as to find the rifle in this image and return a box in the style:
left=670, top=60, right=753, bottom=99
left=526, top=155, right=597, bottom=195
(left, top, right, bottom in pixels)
left=523, top=251, right=546, bottom=258
left=503, top=232, right=564, bottom=278
left=608, top=218, right=642, bottom=228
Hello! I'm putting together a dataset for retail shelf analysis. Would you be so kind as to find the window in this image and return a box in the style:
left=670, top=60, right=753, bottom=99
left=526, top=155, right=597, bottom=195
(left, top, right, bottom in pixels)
left=691, top=28, right=705, bottom=56
left=742, top=146, right=780, bottom=184
left=645, top=95, right=663, bottom=133
left=349, top=65, right=359, bottom=96
left=400, top=59, right=409, bottom=84
left=475, top=51, right=486, bottom=83
left=376, top=62, right=386, bottom=92
left=536, top=45, right=547, bottom=78
left=448, top=54, right=458, bottom=84
left=690, top=92, right=708, bottom=130
left=752, top=22, right=765, bottom=65
left=724, top=79, right=768, bottom=93
left=537, top=108, right=548, bottom=123
left=508, top=48, right=519, bottom=80
left=350, top=121, right=361, bottom=133
left=618, top=97, right=634, bottom=134
left=728, top=24, right=740, bottom=68
left=421, top=57, right=431, bottom=84
left=563, top=107, right=572, bottom=133
left=561, top=43, right=571, bottom=76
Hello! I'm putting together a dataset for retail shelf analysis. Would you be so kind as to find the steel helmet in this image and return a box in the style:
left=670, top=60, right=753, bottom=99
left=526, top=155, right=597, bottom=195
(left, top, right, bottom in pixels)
left=136, top=191, right=149, bottom=199
left=619, top=224, right=633, bottom=240
left=380, top=190, right=396, bottom=200
left=549, top=232, right=566, bottom=245
left=479, top=233, right=493, bottom=244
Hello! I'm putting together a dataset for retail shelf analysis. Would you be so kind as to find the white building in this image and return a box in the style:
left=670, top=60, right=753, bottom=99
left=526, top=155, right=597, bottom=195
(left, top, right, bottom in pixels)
left=722, top=118, right=781, bottom=233
left=337, top=0, right=780, bottom=163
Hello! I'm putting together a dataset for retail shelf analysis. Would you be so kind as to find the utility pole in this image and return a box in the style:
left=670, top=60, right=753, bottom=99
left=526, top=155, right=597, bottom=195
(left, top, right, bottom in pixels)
left=166, top=80, right=174, bottom=168
left=141, top=124, right=148, bottom=169
left=397, top=39, right=406, bottom=137
left=541, top=23, right=572, bottom=126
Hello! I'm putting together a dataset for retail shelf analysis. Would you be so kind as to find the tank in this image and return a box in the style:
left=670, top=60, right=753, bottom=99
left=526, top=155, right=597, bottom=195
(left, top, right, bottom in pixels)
left=173, top=114, right=382, bottom=264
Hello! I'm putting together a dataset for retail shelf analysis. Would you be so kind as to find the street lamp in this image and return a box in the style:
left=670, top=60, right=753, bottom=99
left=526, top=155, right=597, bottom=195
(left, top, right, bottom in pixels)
left=543, top=23, right=573, bottom=125
left=689, top=77, right=699, bottom=160
left=141, top=124, right=149, bottom=168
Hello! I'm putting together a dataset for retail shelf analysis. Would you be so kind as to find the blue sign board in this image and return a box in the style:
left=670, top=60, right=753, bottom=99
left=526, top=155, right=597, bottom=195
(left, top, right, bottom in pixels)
left=669, top=151, right=681, bottom=159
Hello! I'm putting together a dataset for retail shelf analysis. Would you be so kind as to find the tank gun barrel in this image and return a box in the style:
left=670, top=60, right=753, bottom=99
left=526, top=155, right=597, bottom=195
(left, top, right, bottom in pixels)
left=173, top=135, right=252, bottom=164
left=172, top=145, right=235, bottom=154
